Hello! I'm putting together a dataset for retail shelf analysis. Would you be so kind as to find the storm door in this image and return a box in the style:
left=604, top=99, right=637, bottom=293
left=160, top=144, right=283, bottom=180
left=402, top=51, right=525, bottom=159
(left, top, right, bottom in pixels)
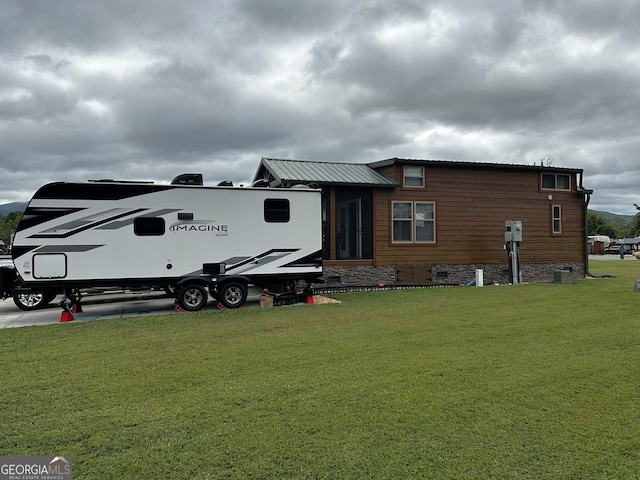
left=336, top=198, right=362, bottom=259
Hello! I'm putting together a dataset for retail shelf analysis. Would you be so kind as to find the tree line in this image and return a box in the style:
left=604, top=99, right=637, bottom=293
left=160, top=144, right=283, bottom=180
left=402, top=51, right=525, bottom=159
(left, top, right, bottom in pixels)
left=0, top=211, right=21, bottom=252
left=588, top=204, right=640, bottom=239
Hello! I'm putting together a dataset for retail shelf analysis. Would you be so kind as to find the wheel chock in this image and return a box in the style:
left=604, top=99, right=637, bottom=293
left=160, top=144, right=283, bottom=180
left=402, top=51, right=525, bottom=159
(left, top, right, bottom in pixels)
left=215, top=302, right=243, bottom=310
left=174, top=304, right=205, bottom=313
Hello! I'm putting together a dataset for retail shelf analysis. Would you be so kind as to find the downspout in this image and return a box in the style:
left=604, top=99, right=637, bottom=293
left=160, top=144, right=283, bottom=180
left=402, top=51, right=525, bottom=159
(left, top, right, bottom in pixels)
left=580, top=185, right=594, bottom=277
left=577, top=171, right=611, bottom=278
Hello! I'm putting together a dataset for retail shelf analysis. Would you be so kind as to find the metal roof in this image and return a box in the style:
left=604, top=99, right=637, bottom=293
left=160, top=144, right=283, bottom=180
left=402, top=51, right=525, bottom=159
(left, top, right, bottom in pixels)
left=254, top=157, right=586, bottom=189
left=256, top=158, right=399, bottom=187
left=369, top=157, right=584, bottom=173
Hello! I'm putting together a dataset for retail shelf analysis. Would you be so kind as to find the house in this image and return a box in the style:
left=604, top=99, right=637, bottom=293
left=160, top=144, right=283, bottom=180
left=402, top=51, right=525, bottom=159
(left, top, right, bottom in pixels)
left=253, top=158, right=592, bottom=285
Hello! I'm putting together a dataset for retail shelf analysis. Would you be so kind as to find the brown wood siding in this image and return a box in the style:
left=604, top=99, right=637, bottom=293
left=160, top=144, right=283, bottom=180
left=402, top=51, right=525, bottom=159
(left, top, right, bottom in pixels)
left=375, top=164, right=397, bottom=182
left=374, top=166, right=585, bottom=266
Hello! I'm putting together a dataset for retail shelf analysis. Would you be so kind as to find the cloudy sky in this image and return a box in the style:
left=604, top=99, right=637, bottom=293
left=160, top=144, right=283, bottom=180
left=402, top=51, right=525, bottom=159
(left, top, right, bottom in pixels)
left=1, top=0, right=639, bottom=214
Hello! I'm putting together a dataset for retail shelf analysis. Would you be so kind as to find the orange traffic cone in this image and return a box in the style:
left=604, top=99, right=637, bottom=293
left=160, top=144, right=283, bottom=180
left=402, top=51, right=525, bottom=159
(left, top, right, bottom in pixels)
left=305, top=294, right=314, bottom=305
left=60, top=311, right=74, bottom=322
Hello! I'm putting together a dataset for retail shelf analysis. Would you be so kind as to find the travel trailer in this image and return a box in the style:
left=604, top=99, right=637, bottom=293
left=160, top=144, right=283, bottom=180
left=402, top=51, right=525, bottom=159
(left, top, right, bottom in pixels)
left=0, top=174, right=323, bottom=311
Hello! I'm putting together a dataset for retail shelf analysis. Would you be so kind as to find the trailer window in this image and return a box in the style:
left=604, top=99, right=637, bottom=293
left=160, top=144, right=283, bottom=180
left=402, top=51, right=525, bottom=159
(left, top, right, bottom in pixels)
left=264, top=199, right=290, bottom=223
left=134, top=217, right=165, bottom=236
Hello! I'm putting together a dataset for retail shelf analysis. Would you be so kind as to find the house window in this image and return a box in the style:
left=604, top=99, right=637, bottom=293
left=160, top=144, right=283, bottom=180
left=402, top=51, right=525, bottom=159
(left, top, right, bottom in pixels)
left=552, top=205, right=562, bottom=234
left=403, top=166, right=424, bottom=188
left=264, top=198, right=290, bottom=222
left=392, top=201, right=435, bottom=243
left=542, top=173, right=570, bottom=190
left=134, top=217, right=165, bottom=236
left=393, top=202, right=412, bottom=242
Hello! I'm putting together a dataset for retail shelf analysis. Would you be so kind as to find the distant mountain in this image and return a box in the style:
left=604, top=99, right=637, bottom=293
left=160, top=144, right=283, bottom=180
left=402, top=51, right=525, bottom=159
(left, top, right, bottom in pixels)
left=589, top=209, right=636, bottom=228
left=0, top=202, right=27, bottom=216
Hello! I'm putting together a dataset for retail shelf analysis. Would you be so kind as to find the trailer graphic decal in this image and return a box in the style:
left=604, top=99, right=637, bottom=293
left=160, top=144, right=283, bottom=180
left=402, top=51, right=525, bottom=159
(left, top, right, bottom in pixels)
left=29, top=208, right=148, bottom=238
left=223, top=249, right=299, bottom=272
left=33, top=245, right=104, bottom=253
left=35, top=181, right=174, bottom=200
left=96, top=209, right=181, bottom=230
left=18, top=207, right=86, bottom=231
left=281, top=249, right=323, bottom=268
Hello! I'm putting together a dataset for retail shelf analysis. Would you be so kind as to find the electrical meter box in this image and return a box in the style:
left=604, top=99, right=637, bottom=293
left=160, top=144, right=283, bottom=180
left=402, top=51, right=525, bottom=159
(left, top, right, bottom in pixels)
left=505, top=220, right=523, bottom=242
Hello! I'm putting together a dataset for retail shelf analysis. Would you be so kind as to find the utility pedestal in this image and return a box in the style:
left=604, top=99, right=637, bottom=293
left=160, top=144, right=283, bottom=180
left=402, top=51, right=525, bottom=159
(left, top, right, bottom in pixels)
left=505, top=220, right=523, bottom=285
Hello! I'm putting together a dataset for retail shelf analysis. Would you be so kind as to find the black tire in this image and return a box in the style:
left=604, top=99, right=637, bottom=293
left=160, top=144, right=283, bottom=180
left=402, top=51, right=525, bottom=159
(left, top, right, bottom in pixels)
left=176, top=284, right=208, bottom=311
left=13, top=291, right=56, bottom=311
left=217, top=282, right=248, bottom=309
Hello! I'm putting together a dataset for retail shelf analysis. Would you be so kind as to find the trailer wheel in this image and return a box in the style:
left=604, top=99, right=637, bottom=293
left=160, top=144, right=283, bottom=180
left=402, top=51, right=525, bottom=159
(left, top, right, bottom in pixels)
left=177, top=284, right=208, bottom=311
left=13, top=291, right=56, bottom=311
left=218, top=282, right=248, bottom=309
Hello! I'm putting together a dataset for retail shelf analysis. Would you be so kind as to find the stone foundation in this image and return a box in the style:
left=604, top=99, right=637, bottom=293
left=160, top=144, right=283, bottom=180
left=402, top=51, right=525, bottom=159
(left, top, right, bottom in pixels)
left=320, top=262, right=585, bottom=286
left=432, top=262, right=585, bottom=285
left=322, top=265, right=396, bottom=286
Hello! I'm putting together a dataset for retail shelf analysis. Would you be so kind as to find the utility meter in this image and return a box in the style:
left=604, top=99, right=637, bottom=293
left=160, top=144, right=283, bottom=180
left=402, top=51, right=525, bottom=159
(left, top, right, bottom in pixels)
left=505, top=220, right=523, bottom=243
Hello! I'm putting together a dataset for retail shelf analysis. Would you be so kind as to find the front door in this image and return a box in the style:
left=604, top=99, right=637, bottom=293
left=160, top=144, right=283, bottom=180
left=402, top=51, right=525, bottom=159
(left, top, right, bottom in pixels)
left=336, top=198, right=362, bottom=260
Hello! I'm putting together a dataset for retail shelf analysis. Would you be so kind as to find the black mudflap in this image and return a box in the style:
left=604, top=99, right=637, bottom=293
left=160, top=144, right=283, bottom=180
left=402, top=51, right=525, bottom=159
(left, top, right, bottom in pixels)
left=0, top=267, right=16, bottom=298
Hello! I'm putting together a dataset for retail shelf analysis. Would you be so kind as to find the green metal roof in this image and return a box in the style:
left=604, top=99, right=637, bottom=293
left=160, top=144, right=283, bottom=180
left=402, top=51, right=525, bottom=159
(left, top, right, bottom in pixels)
left=256, top=158, right=399, bottom=187
left=255, top=157, right=586, bottom=189
left=369, top=157, right=584, bottom=174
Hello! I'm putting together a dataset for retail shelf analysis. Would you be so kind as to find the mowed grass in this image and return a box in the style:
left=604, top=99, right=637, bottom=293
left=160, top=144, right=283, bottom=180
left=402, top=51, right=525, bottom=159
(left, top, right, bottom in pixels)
left=1, top=261, right=640, bottom=479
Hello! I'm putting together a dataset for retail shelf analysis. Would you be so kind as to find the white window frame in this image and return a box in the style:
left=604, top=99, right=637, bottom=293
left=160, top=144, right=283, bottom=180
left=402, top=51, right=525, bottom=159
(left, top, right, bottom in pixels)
left=403, top=166, right=425, bottom=188
left=552, top=205, right=562, bottom=234
left=392, top=201, right=436, bottom=244
left=541, top=173, right=571, bottom=191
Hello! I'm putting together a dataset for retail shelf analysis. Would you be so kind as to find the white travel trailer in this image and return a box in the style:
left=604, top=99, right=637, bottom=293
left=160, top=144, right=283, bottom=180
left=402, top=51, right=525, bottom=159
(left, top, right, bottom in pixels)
left=1, top=174, right=323, bottom=311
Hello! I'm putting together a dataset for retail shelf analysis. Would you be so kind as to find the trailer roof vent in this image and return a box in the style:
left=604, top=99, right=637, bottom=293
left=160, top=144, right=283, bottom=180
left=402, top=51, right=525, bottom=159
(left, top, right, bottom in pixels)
left=217, top=180, right=233, bottom=187
left=171, top=173, right=203, bottom=186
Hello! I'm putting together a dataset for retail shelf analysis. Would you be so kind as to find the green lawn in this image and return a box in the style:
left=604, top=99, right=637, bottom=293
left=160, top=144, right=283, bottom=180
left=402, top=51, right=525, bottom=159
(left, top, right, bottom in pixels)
left=1, top=260, right=640, bottom=479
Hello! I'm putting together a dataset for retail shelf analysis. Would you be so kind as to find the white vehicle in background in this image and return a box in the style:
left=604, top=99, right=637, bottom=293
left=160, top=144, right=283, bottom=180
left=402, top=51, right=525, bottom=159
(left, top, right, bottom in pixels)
left=1, top=174, right=323, bottom=311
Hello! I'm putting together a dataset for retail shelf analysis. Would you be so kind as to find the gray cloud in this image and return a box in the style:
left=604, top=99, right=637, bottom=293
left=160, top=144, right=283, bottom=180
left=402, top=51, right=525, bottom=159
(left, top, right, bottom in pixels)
left=0, top=0, right=639, bottom=214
